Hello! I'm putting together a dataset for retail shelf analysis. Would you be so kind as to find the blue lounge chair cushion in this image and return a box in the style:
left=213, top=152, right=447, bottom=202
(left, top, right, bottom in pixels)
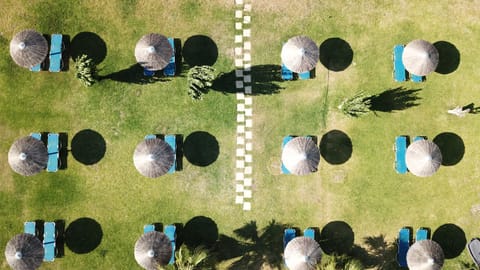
left=163, top=38, right=175, bottom=77
left=24, top=222, right=36, bottom=236
left=416, top=228, right=428, bottom=241
left=299, top=71, right=311, bottom=80
left=283, top=228, right=296, bottom=249
left=281, top=63, right=293, bottom=81
left=30, top=133, right=42, bottom=141
left=413, top=136, right=426, bottom=142
left=30, top=63, right=41, bottom=72
left=410, top=73, right=424, bottom=83
left=281, top=136, right=294, bottom=174
left=393, top=45, right=407, bottom=82
left=397, top=227, right=411, bottom=267
left=144, top=68, right=155, bottom=77
left=304, top=228, right=315, bottom=239
left=47, top=133, right=59, bottom=172
left=395, top=136, right=408, bottom=174
left=144, top=224, right=155, bottom=233
left=43, top=222, right=56, bottom=262
left=165, top=135, right=176, bottom=173
left=49, top=34, right=62, bottom=72
left=145, top=134, right=156, bottom=140
left=164, top=225, right=176, bottom=264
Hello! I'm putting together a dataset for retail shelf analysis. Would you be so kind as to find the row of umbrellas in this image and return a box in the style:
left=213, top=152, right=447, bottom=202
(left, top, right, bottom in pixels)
left=10, top=30, right=173, bottom=71
left=281, top=36, right=439, bottom=75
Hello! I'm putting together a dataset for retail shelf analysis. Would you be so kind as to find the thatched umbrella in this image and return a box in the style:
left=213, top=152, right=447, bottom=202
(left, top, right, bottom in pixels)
left=135, top=33, right=173, bottom=71
left=281, top=137, right=320, bottom=175
left=8, top=136, right=48, bottom=176
left=281, top=36, right=319, bottom=73
left=5, top=233, right=44, bottom=270
left=284, top=236, right=322, bottom=270
left=402, top=39, right=439, bottom=76
left=134, top=231, right=172, bottom=270
left=10, top=30, right=48, bottom=68
left=406, top=140, right=442, bottom=177
left=133, top=138, right=175, bottom=178
left=407, top=240, right=444, bottom=270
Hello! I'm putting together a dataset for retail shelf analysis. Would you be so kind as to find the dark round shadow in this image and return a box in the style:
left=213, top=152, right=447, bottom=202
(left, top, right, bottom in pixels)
left=65, top=217, right=103, bottom=254
left=433, top=132, right=464, bottom=166
left=320, top=130, right=353, bottom=165
left=319, top=38, right=353, bottom=72
left=319, top=221, right=354, bottom=255
left=183, top=216, right=218, bottom=248
left=433, top=41, right=460, bottom=74
left=432, top=223, right=466, bottom=259
left=71, top=32, right=107, bottom=64
left=71, top=129, right=106, bottom=165
left=183, top=35, right=218, bottom=67
left=183, top=131, right=219, bottom=166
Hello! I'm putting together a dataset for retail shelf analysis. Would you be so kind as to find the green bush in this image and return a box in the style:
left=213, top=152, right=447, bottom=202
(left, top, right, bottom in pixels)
left=74, top=54, right=98, bottom=87
left=338, top=91, right=371, bottom=117
left=187, top=65, right=216, bottom=100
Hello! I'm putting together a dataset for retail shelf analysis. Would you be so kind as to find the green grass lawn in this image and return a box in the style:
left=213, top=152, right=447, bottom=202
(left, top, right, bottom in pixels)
left=1, top=1, right=480, bottom=269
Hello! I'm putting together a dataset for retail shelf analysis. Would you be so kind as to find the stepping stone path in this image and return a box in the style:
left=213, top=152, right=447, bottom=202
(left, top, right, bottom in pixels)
left=234, top=0, right=252, bottom=211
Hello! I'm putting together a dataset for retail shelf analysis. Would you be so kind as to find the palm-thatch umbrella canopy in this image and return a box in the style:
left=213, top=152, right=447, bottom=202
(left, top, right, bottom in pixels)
left=407, top=240, right=444, bottom=270
left=135, top=33, right=173, bottom=71
left=5, top=233, right=44, bottom=270
left=8, top=136, right=48, bottom=176
left=402, top=39, right=439, bottom=76
left=406, top=140, right=442, bottom=177
left=10, top=30, right=48, bottom=68
left=284, top=236, right=322, bottom=270
left=281, top=137, right=320, bottom=175
left=134, top=231, right=172, bottom=270
left=281, top=36, right=319, bottom=73
left=133, top=138, right=175, bottom=178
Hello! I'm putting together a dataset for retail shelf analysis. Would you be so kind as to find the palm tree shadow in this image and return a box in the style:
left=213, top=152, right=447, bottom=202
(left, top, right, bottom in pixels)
left=351, top=235, right=399, bottom=269
left=367, top=87, right=422, bottom=112
left=101, top=64, right=170, bottom=84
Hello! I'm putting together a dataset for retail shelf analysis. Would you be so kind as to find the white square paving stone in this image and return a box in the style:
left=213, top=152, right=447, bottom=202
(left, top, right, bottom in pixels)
left=235, top=70, right=243, bottom=77
left=243, top=202, right=251, bottom=211
left=244, top=190, right=252, bottom=198
left=244, top=41, right=251, bottom=50
left=245, top=119, right=253, bottom=128
left=244, top=86, right=252, bottom=94
left=236, top=184, right=244, bottom=192
left=236, top=148, right=245, bottom=156
left=235, top=10, right=243, bottom=18
left=235, top=0, right=243, bottom=5
left=235, top=35, right=242, bottom=43
left=244, top=4, right=252, bottom=12
left=235, top=22, right=243, bottom=30
left=236, top=160, right=245, bottom=168
left=244, top=97, right=252, bottom=105
left=237, top=125, right=245, bottom=133
left=237, top=104, right=245, bottom=111
left=236, top=172, right=244, bottom=180
left=244, top=166, right=252, bottom=174
left=235, top=59, right=243, bottom=67
left=236, top=136, right=244, bottom=144
left=237, top=114, right=245, bottom=122
left=245, top=131, right=253, bottom=139
left=245, top=154, right=252, bottom=162
left=246, top=142, right=252, bottom=151
left=244, top=15, right=251, bottom=24
left=235, top=196, right=244, bottom=204
left=243, top=29, right=251, bottom=37
left=244, top=178, right=252, bottom=186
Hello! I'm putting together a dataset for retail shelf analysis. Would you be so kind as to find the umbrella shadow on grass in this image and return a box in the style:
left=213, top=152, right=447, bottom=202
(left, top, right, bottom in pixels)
left=319, top=220, right=355, bottom=255
left=433, top=132, right=464, bottom=166
left=320, top=130, right=353, bottom=165
left=101, top=63, right=171, bottom=84
left=70, top=32, right=107, bottom=64
left=183, top=216, right=218, bottom=249
left=183, top=35, right=218, bottom=67
left=216, top=220, right=286, bottom=270
left=433, top=41, right=460, bottom=74
left=367, top=87, right=422, bottom=112
left=65, top=217, right=103, bottom=254
left=71, top=129, right=106, bottom=165
left=319, top=38, right=354, bottom=72
left=350, top=234, right=399, bottom=269
left=432, top=223, right=466, bottom=259
left=183, top=131, right=219, bottom=167
left=212, top=65, right=284, bottom=95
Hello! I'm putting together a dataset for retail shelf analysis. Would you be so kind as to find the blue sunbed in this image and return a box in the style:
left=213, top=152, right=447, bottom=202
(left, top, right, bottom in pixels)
left=304, top=228, right=315, bottom=239
left=281, top=63, right=293, bottom=81
left=163, top=38, right=175, bottom=77
left=397, top=227, right=411, bottom=267
left=165, top=135, right=176, bottom=174
left=394, top=136, right=408, bottom=174
left=43, top=222, right=56, bottom=262
left=393, top=45, right=407, bottom=82
left=283, top=228, right=296, bottom=249
left=24, top=221, right=36, bottom=236
left=164, top=225, right=176, bottom=264
left=49, top=34, right=62, bottom=72
left=145, top=134, right=156, bottom=140
left=143, top=68, right=155, bottom=77
left=281, top=136, right=294, bottom=174
left=30, top=63, right=41, bottom=72
left=47, top=133, right=59, bottom=172
left=30, top=132, right=42, bottom=141
left=144, top=224, right=155, bottom=233
left=410, top=73, right=424, bottom=83
left=416, top=228, right=429, bottom=241
left=413, top=136, right=426, bottom=142
left=299, top=71, right=311, bottom=80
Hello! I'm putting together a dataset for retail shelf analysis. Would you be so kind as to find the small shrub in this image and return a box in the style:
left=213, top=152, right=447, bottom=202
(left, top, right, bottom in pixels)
left=338, top=91, right=371, bottom=117
left=74, top=54, right=98, bottom=87
left=187, top=65, right=216, bottom=100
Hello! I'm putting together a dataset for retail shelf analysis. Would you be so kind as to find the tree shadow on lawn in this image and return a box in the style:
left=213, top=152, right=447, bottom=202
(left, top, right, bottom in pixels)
left=434, top=41, right=460, bottom=75
left=70, top=32, right=107, bottom=64
left=212, top=65, right=284, bottom=95
left=215, top=220, right=287, bottom=270
left=100, top=63, right=171, bottom=84
left=65, top=217, right=103, bottom=254
left=320, top=130, right=353, bottom=165
left=367, top=87, right=422, bottom=112
left=433, top=132, right=464, bottom=166
left=71, top=129, right=106, bottom=165
left=350, top=234, right=399, bottom=270
left=432, top=223, right=466, bottom=259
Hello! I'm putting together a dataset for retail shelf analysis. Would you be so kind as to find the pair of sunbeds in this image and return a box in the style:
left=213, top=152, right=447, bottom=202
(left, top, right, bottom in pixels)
left=397, top=227, right=430, bottom=267
left=144, top=224, right=176, bottom=264
left=281, top=63, right=312, bottom=81
left=24, top=221, right=56, bottom=262
left=145, top=134, right=177, bottom=173
left=393, top=44, right=425, bottom=83
left=283, top=228, right=315, bottom=249
left=30, top=34, right=63, bottom=72
left=144, top=38, right=175, bottom=77
left=31, top=132, right=60, bottom=172
left=394, top=135, right=426, bottom=174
